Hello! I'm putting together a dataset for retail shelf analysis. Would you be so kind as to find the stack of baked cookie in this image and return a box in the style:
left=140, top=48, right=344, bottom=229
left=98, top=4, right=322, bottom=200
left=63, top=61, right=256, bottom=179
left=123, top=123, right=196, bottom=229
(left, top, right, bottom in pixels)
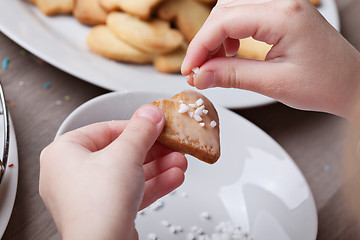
left=28, top=0, right=321, bottom=73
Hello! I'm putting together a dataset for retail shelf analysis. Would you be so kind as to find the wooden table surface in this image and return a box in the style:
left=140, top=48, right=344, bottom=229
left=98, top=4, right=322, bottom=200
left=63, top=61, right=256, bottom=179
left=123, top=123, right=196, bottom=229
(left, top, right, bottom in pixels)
left=1, top=0, right=359, bottom=239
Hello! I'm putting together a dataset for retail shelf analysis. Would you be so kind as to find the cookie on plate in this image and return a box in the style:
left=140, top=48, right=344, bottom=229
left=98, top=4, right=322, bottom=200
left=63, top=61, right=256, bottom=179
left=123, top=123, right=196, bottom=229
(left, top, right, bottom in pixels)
left=32, top=0, right=73, bottom=16
left=152, top=90, right=220, bottom=164
left=73, top=0, right=108, bottom=25
left=99, top=0, right=163, bottom=19
left=87, top=25, right=154, bottom=64
left=107, top=12, right=184, bottom=54
left=157, top=0, right=211, bottom=42
left=154, top=42, right=187, bottom=73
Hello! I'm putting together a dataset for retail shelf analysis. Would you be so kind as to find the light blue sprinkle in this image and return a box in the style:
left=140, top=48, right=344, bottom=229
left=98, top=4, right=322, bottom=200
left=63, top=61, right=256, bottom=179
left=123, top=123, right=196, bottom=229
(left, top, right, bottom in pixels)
left=2, top=57, right=9, bottom=69
left=44, top=82, right=51, bottom=89
left=324, top=164, right=331, bottom=171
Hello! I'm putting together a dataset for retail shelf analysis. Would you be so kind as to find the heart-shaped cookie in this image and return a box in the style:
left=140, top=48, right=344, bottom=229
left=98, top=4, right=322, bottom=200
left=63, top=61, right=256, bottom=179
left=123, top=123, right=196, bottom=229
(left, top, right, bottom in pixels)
left=152, top=90, right=220, bottom=164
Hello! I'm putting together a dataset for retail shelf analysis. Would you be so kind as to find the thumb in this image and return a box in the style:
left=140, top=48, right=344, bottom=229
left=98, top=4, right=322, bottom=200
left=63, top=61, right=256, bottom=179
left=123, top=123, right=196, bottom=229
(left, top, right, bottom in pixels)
left=190, top=57, right=286, bottom=94
left=106, top=104, right=165, bottom=165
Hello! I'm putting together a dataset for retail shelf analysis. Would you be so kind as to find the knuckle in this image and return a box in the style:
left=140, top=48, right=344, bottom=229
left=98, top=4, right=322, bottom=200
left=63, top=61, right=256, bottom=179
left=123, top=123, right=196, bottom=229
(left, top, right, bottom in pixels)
left=278, top=0, right=303, bottom=16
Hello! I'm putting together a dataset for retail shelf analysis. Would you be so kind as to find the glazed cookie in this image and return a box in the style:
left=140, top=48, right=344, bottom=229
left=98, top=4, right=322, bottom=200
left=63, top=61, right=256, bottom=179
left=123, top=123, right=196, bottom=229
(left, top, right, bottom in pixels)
left=99, top=0, right=163, bottom=19
left=87, top=25, right=154, bottom=64
left=73, top=0, right=108, bottom=25
left=154, top=42, right=187, bottom=73
left=237, top=37, right=272, bottom=61
left=157, top=0, right=211, bottom=42
left=152, top=90, right=220, bottom=164
left=107, top=12, right=184, bottom=54
left=195, top=0, right=217, bottom=5
left=33, top=0, right=73, bottom=15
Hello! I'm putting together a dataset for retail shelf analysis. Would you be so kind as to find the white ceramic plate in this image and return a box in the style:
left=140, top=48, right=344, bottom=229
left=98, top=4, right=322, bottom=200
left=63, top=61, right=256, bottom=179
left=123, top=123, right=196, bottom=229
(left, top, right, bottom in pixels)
left=56, top=91, right=318, bottom=240
left=0, top=115, right=19, bottom=238
left=0, top=0, right=339, bottom=109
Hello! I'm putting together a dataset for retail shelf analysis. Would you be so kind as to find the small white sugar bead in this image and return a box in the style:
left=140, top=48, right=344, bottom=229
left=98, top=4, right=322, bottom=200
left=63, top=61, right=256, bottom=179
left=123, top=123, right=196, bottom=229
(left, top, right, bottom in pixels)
left=181, top=192, right=189, bottom=198
left=196, top=98, right=204, bottom=106
left=194, top=114, right=203, bottom=122
left=192, top=67, right=200, bottom=74
left=148, top=233, right=158, bottom=240
left=189, top=103, right=196, bottom=108
left=201, top=211, right=211, bottom=220
left=178, top=103, right=190, bottom=113
left=210, top=120, right=217, bottom=128
left=161, top=220, right=171, bottom=227
left=195, top=105, right=205, bottom=116
left=200, top=122, right=205, bottom=127
left=169, top=225, right=178, bottom=234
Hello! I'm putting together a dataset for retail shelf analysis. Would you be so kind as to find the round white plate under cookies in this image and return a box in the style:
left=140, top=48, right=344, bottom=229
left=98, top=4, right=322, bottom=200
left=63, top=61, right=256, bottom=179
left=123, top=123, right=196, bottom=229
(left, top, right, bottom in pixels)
left=56, top=91, right=318, bottom=240
left=0, top=0, right=339, bottom=109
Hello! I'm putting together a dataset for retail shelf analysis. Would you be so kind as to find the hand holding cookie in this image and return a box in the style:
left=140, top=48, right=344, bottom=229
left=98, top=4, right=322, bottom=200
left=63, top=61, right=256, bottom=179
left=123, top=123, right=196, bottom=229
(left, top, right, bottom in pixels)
left=182, top=0, right=360, bottom=118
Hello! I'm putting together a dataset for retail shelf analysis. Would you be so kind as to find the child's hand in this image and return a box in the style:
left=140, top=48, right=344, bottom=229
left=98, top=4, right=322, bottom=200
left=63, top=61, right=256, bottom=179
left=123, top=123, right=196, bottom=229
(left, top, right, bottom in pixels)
left=182, top=0, right=360, bottom=118
left=39, top=104, right=187, bottom=240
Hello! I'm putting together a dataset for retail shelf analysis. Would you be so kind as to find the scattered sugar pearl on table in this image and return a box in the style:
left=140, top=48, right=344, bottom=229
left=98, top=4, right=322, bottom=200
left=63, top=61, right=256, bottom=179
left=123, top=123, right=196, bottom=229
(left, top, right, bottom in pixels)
left=148, top=233, right=158, bottom=240
left=150, top=200, right=164, bottom=211
left=181, top=191, right=189, bottom=198
left=199, top=122, right=205, bottom=127
left=161, top=220, right=171, bottom=227
left=201, top=211, right=211, bottom=220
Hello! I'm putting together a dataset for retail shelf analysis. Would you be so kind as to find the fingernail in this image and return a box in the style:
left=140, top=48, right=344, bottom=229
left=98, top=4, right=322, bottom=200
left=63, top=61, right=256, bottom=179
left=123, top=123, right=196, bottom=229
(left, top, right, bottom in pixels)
left=197, top=70, right=215, bottom=89
left=137, top=104, right=163, bottom=124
